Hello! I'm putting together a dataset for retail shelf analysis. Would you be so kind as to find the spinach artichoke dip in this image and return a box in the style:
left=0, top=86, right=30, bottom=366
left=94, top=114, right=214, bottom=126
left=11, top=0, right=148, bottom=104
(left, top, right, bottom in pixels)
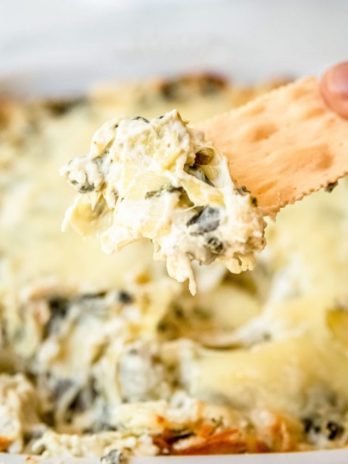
left=1, top=74, right=348, bottom=462
left=62, top=110, right=265, bottom=294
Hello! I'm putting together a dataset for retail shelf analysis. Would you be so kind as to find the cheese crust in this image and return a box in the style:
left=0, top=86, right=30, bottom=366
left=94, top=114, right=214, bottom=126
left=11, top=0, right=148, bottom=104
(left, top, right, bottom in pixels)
left=1, top=74, right=348, bottom=461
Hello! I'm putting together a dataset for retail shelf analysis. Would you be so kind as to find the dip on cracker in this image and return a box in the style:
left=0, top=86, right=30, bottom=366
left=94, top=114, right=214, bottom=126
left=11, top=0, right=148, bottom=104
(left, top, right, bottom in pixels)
left=62, top=77, right=348, bottom=291
left=61, top=110, right=265, bottom=294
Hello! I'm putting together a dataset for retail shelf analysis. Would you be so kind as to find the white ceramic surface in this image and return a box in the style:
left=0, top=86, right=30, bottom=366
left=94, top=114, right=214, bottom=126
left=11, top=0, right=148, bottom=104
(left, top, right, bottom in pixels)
left=2, top=449, right=348, bottom=464
left=0, top=0, right=347, bottom=97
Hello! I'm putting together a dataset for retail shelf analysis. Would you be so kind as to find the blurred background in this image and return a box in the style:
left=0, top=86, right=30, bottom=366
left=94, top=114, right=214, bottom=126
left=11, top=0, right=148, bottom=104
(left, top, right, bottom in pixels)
left=0, top=0, right=347, bottom=98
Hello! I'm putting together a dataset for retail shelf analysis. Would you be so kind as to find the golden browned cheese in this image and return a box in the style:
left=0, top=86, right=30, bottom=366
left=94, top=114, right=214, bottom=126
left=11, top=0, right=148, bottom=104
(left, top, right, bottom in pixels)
left=2, top=74, right=348, bottom=458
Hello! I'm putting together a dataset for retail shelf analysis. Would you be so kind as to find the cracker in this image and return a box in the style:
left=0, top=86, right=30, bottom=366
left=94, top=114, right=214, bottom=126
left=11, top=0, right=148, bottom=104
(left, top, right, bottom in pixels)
left=197, top=77, right=348, bottom=215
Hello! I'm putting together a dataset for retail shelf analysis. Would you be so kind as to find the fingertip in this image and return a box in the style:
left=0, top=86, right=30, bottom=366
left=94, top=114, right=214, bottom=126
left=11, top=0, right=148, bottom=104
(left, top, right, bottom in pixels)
left=320, top=62, right=348, bottom=119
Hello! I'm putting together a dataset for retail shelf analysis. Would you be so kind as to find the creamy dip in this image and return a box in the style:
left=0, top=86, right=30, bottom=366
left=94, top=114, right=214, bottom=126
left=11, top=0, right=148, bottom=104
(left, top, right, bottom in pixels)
left=62, top=110, right=265, bottom=293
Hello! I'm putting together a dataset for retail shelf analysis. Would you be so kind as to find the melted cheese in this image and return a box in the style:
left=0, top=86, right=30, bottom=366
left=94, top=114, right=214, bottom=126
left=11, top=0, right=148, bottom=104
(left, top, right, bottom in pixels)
left=1, top=76, right=348, bottom=457
left=190, top=182, right=348, bottom=418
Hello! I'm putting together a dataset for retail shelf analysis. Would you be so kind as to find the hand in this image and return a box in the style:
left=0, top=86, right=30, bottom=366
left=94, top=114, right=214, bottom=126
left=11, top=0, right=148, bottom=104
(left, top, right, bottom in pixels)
left=320, top=62, right=348, bottom=118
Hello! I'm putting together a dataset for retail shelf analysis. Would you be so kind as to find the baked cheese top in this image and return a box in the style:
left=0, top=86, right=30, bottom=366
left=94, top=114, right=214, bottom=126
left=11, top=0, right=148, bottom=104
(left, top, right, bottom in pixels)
left=2, top=75, right=348, bottom=459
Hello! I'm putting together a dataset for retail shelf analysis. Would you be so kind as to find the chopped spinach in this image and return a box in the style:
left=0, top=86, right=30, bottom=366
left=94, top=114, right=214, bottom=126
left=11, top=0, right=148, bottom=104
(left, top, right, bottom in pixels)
left=44, top=296, right=70, bottom=336
left=145, top=185, right=184, bottom=199
left=101, top=449, right=127, bottom=464
left=302, top=416, right=345, bottom=441
left=78, top=182, right=96, bottom=193
left=69, top=177, right=95, bottom=193
left=205, top=236, right=224, bottom=254
left=79, top=291, right=107, bottom=300
left=133, top=116, right=149, bottom=123
left=327, top=421, right=344, bottom=440
left=52, top=378, right=75, bottom=402
left=68, top=379, right=98, bottom=414
left=187, top=207, right=220, bottom=235
left=118, top=290, right=134, bottom=304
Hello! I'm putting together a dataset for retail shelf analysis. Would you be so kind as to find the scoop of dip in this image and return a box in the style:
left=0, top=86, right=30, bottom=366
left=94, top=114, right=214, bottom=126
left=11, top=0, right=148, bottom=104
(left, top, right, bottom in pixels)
left=61, top=110, right=266, bottom=293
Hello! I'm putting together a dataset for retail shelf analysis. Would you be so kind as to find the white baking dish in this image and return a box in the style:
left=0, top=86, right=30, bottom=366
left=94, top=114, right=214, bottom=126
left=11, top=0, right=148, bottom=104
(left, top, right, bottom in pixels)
left=1, top=0, right=347, bottom=97
left=1, top=449, right=348, bottom=464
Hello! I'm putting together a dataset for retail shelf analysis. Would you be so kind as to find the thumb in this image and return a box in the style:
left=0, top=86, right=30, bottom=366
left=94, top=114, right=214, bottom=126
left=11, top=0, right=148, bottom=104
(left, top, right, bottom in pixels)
left=320, top=62, right=348, bottom=119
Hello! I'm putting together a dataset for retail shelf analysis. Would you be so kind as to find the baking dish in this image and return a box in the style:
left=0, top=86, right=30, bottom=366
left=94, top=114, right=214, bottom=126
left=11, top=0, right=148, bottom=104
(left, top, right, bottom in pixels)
left=1, top=449, right=348, bottom=464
